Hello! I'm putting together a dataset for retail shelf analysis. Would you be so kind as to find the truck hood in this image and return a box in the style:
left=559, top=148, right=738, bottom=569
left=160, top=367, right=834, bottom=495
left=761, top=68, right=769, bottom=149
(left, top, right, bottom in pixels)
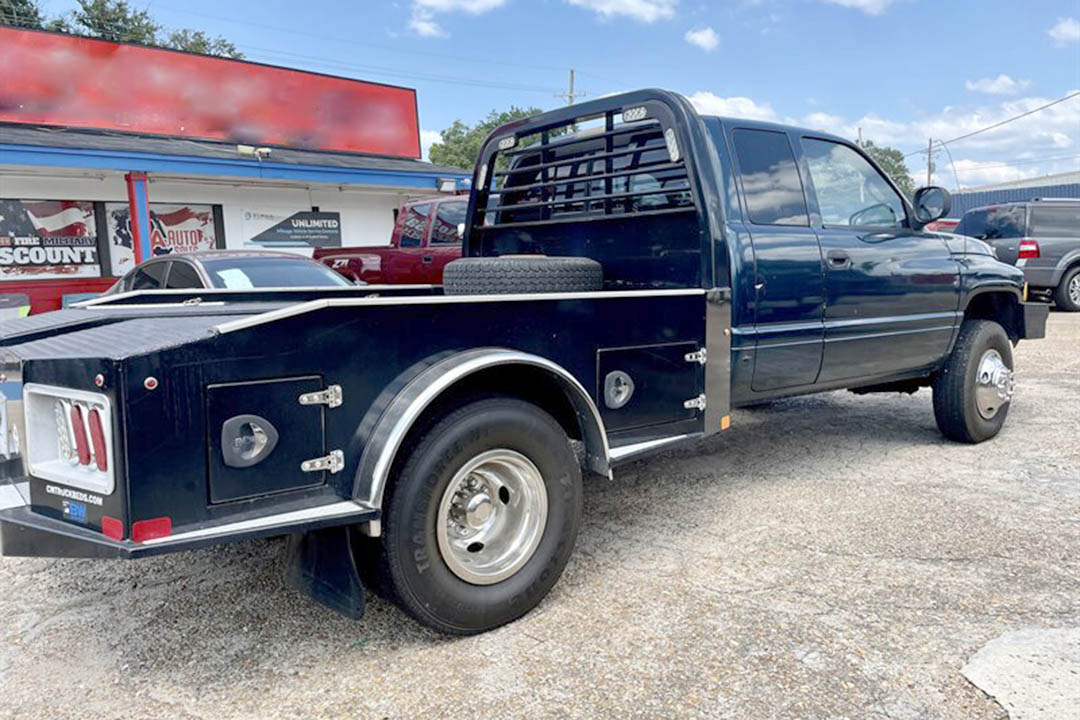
left=938, top=233, right=996, bottom=258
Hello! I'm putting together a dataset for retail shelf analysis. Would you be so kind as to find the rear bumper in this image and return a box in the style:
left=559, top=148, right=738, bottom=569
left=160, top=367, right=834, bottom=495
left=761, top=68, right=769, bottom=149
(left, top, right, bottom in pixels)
left=1020, top=301, right=1049, bottom=340
left=0, top=491, right=379, bottom=560
left=1021, top=265, right=1058, bottom=289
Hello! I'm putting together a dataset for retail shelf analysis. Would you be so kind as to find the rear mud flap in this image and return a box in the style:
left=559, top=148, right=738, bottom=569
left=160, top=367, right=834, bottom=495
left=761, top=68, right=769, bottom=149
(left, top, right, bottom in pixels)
left=283, top=526, right=366, bottom=620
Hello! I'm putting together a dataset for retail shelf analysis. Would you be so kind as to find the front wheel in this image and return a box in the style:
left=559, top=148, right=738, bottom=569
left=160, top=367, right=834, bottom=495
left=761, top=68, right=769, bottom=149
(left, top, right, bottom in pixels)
left=932, top=320, right=1015, bottom=443
left=371, top=397, right=582, bottom=634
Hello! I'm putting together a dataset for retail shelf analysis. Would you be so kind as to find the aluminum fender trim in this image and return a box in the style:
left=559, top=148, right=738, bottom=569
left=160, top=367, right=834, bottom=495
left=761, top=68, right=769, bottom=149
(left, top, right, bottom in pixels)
left=353, top=349, right=612, bottom=530
left=73, top=284, right=439, bottom=308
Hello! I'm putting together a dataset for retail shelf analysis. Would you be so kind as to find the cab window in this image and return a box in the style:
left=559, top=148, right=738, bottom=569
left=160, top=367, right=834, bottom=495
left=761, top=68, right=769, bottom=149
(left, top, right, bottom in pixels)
left=398, top=203, right=433, bottom=247
left=130, top=262, right=167, bottom=290
left=802, top=138, right=905, bottom=228
left=431, top=201, right=467, bottom=245
left=165, top=261, right=204, bottom=289
left=731, top=129, right=809, bottom=226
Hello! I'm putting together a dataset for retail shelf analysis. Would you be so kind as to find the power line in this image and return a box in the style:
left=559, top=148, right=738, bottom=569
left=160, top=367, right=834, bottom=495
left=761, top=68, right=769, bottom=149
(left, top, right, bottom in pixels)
left=906, top=90, right=1080, bottom=157
left=151, top=4, right=576, bottom=75
left=238, top=44, right=563, bottom=94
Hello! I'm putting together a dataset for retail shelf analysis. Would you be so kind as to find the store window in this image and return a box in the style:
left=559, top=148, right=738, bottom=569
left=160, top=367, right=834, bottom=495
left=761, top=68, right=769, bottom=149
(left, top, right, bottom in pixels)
left=106, top=203, right=219, bottom=276
left=0, top=199, right=102, bottom=281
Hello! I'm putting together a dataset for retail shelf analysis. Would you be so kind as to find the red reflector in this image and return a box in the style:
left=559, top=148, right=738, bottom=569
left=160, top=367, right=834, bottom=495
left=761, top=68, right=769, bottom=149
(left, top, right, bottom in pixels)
left=101, top=516, right=124, bottom=540
left=1018, top=239, right=1040, bottom=259
left=131, top=517, right=172, bottom=543
left=87, top=408, right=108, bottom=472
left=69, top=404, right=91, bottom=466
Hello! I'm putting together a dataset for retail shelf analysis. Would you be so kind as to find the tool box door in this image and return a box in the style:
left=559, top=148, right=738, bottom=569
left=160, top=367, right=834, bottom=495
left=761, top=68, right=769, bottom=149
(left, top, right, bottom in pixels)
left=598, top=342, right=701, bottom=432
left=206, top=376, right=325, bottom=504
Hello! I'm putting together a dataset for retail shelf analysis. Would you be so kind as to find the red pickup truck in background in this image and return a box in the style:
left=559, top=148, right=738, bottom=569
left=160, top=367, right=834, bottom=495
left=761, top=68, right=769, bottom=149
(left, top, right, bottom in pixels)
left=315, top=195, right=466, bottom=284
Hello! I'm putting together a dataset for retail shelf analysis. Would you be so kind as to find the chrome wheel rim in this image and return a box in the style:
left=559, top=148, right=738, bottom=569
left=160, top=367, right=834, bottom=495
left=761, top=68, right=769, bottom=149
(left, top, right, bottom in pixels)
left=975, top=348, right=1015, bottom=420
left=436, top=449, right=548, bottom=585
left=1069, top=275, right=1080, bottom=305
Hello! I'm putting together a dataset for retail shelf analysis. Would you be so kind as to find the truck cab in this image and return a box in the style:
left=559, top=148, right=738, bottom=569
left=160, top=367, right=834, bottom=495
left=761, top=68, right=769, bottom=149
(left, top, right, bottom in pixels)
left=315, top=195, right=466, bottom=284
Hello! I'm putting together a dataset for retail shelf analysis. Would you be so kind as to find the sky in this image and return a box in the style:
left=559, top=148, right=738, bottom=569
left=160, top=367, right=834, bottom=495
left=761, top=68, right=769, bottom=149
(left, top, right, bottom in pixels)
left=38, top=0, right=1080, bottom=188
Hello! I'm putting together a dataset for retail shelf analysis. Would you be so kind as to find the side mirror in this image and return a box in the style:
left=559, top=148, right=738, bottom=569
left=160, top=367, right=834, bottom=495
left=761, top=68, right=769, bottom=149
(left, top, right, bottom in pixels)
left=913, top=186, right=951, bottom=225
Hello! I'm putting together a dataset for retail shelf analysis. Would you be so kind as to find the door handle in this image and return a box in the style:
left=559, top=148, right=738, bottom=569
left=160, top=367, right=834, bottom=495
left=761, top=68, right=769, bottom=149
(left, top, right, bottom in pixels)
left=826, top=250, right=851, bottom=269
left=421, top=255, right=434, bottom=263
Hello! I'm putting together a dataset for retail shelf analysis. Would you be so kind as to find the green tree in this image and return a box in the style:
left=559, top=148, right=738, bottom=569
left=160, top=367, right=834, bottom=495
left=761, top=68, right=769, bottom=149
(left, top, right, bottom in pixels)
left=66, top=0, right=158, bottom=44
left=0, top=0, right=44, bottom=28
left=860, top=139, right=915, bottom=197
left=164, top=28, right=243, bottom=59
left=429, top=107, right=550, bottom=173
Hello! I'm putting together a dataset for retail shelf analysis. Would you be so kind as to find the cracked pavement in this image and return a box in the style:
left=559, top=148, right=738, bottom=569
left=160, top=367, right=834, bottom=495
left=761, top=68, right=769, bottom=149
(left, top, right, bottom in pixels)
left=1, top=314, right=1077, bottom=719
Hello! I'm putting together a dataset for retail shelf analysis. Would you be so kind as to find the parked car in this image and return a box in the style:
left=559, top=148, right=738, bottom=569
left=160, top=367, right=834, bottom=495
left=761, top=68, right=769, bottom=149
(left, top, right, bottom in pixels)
left=953, top=198, right=1080, bottom=311
left=0, top=90, right=1047, bottom=636
left=314, top=196, right=466, bottom=284
left=925, top=218, right=959, bottom=233
left=105, top=250, right=355, bottom=293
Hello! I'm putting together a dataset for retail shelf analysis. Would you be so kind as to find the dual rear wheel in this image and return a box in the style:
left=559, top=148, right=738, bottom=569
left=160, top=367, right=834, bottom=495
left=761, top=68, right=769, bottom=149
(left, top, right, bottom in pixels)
left=364, top=398, right=582, bottom=635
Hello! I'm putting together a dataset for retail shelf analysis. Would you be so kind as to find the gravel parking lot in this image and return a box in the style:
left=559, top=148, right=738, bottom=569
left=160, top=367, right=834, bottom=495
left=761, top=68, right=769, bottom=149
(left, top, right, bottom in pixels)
left=1, top=314, right=1077, bottom=720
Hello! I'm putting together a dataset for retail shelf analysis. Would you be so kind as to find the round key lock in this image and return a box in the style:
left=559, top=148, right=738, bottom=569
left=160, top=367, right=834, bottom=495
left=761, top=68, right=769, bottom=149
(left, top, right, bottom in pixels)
left=604, top=370, right=635, bottom=410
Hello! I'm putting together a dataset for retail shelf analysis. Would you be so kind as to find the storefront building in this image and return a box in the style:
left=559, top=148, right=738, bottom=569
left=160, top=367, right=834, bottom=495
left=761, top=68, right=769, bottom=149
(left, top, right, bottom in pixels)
left=0, top=27, right=468, bottom=313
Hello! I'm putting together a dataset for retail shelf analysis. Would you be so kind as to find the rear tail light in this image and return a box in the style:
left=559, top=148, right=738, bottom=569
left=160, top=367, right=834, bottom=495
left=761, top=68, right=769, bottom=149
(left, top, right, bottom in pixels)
left=69, top=404, right=91, bottom=467
left=87, top=409, right=108, bottom=472
left=1018, top=239, right=1040, bottom=259
left=24, top=385, right=115, bottom=495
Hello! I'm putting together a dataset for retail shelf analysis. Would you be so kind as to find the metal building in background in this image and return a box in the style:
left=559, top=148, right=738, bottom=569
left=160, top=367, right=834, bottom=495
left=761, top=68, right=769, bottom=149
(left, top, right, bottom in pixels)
left=949, top=171, right=1080, bottom=217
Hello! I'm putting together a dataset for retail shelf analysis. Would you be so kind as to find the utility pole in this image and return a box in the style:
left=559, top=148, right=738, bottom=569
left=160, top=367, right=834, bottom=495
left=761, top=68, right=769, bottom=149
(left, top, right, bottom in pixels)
left=857, top=127, right=863, bottom=148
left=556, top=68, right=586, bottom=106
left=927, top=137, right=934, bottom=187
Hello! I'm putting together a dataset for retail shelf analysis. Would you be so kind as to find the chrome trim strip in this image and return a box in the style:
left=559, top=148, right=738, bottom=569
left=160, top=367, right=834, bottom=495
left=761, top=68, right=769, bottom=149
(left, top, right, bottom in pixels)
left=609, top=434, right=693, bottom=462
left=85, top=302, right=227, bottom=311
left=139, top=500, right=367, bottom=546
left=356, top=349, right=613, bottom=530
left=214, top=289, right=706, bottom=335
left=0, top=482, right=28, bottom=511
left=73, top=284, right=439, bottom=308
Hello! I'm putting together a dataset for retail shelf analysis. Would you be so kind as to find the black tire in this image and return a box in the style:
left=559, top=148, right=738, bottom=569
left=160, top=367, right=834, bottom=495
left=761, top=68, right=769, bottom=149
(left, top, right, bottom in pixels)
left=443, top=256, right=603, bottom=295
left=1053, top=266, right=1080, bottom=312
left=371, top=397, right=583, bottom=634
left=932, top=320, right=1014, bottom=443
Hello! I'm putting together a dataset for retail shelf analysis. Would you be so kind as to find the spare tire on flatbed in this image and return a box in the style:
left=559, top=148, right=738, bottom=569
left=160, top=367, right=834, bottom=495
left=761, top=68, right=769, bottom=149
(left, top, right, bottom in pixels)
left=443, top=256, right=603, bottom=295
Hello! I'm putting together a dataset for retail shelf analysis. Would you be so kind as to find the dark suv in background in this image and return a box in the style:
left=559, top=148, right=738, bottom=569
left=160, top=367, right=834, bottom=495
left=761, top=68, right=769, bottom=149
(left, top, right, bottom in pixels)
left=954, top=198, right=1080, bottom=311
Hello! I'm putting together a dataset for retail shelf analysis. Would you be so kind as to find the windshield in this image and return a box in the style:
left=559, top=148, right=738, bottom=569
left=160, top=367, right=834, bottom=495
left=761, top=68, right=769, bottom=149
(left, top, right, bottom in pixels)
left=201, top=257, right=352, bottom=289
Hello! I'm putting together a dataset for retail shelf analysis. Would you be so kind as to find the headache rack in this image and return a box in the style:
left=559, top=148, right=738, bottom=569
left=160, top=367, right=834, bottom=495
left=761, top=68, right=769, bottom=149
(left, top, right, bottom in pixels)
left=465, top=92, right=711, bottom=290
left=478, top=113, right=695, bottom=228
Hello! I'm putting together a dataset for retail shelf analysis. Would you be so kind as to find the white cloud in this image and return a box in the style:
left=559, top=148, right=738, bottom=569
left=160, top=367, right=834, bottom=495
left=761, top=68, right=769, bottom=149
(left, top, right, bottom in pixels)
left=965, top=74, right=1031, bottom=96
left=688, top=88, right=1080, bottom=190
left=565, top=0, right=678, bottom=23
left=822, top=0, right=899, bottom=15
left=684, top=26, right=719, bottom=52
left=1049, top=16, right=1080, bottom=46
left=408, top=0, right=508, bottom=37
left=420, top=129, right=442, bottom=161
left=688, top=92, right=778, bottom=121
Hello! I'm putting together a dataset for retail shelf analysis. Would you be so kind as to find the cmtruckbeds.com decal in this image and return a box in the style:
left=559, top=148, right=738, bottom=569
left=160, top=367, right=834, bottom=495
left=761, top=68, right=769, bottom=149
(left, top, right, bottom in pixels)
left=45, top=485, right=104, bottom=506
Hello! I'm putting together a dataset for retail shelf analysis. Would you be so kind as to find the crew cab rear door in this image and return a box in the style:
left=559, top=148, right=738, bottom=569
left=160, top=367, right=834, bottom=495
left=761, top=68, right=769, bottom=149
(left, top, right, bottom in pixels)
left=729, top=127, right=825, bottom=391
left=797, top=136, right=959, bottom=383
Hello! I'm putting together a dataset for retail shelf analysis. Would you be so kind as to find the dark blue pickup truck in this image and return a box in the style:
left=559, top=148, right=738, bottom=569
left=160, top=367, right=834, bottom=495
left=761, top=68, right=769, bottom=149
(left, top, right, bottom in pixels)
left=0, top=90, right=1048, bottom=634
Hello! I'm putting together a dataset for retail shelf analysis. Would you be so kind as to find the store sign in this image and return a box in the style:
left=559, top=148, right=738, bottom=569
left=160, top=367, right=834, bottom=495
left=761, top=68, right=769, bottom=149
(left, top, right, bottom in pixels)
left=242, top=210, right=342, bottom=249
left=0, top=199, right=100, bottom=280
left=0, top=27, right=421, bottom=158
left=106, top=203, right=217, bottom=276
